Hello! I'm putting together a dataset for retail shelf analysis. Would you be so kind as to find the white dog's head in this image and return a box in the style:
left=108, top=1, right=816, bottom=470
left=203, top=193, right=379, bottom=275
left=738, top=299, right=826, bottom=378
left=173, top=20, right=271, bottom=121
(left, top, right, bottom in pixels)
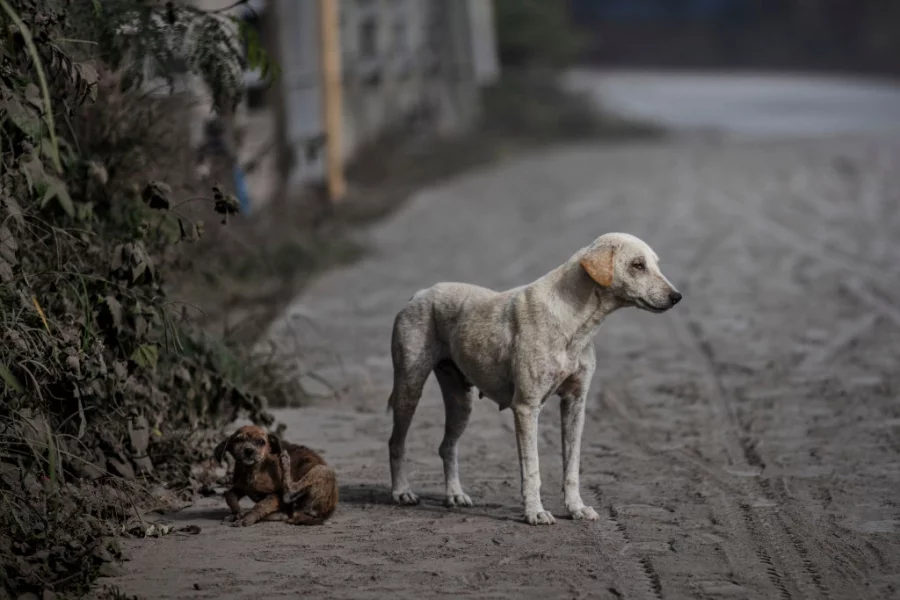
left=579, top=232, right=681, bottom=313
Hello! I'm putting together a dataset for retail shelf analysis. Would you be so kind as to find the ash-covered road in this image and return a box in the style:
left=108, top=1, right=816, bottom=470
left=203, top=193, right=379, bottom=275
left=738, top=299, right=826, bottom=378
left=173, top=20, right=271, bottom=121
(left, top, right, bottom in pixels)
left=108, top=74, right=900, bottom=599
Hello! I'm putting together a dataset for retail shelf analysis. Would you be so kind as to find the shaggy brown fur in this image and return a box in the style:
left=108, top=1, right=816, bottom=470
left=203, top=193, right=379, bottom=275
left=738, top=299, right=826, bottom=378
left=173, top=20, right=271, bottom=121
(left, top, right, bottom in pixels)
left=214, top=425, right=338, bottom=527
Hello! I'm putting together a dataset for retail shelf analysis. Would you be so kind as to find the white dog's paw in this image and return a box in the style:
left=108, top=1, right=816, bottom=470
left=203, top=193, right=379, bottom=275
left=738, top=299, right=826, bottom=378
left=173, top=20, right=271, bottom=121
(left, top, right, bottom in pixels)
left=569, top=505, right=600, bottom=521
left=524, top=509, right=556, bottom=525
left=392, top=490, right=420, bottom=505
left=444, top=493, right=473, bottom=508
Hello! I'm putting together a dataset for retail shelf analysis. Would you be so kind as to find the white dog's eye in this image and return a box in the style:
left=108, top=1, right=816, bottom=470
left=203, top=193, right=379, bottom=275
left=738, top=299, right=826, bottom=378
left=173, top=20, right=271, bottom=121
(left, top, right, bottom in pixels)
left=632, top=260, right=645, bottom=271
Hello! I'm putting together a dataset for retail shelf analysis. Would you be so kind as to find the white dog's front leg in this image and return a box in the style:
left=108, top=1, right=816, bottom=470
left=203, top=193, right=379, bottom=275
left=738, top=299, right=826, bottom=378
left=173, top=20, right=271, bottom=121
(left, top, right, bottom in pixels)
left=513, top=403, right=555, bottom=525
left=560, top=393, right=599, bottom=521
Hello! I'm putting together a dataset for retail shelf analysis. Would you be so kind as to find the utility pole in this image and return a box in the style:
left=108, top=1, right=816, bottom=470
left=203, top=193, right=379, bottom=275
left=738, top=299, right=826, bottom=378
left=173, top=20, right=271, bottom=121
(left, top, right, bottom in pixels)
left=318, top=0, right=346, bottom=203
left=264, top=0, right=291, bottom=207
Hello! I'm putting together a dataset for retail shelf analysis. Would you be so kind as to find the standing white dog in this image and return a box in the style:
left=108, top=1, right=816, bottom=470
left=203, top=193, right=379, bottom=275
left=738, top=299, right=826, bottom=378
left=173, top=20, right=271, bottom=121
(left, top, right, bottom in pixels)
left=387, top=233, right=681, bottom=524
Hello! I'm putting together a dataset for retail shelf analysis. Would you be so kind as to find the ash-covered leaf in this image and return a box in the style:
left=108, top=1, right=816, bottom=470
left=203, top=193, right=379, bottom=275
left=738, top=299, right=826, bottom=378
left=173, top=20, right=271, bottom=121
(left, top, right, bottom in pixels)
left=39, top=173, right=75, bottom=217
left=66, top=354, right=82, bottom=378
left=142, top=181, right=172, bottom=210
left=77, top=62, right=100, bottom=103
left=19, top=151, right=75, bottom=216
left=109, top=243, right=126, bottom=272
left=0, top=363, right=24, bottom=393
left=87, top=160, right=108, bottom=186
left=0, top=95, right=41, bottom=140
left=130, top=344, right=159, bottom=370
left=0, top=225, right=17, bottom=265
left=177, top=217, right=202, bottom=242
left=110, top=242, right=155, bottom=283
left=23, top=83, right=42, bottom=112
left=102, top=295, right=123, bottom=332
left=212, top=183, right=239, bottom=220
left=0, top=257, right=13, bottom=282
left=20, top=152, right=46, bottom=192
left=173, top=365, right=191, bottom=385
left=2, top=194, right=25, bottom=228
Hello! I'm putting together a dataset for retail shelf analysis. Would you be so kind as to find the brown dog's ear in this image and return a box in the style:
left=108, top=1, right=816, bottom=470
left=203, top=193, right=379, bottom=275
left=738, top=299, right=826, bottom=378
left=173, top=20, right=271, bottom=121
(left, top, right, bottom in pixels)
left=580, top=244, right=617, bottom=287
left=214, top=431, right=238, bottom=463
left=267, top=433, right=282, bottom=454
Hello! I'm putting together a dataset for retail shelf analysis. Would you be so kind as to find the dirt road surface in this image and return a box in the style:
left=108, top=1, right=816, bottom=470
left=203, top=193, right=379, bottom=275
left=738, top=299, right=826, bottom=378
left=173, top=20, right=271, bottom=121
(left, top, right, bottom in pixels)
left=106, top=134, right=900, bottom=599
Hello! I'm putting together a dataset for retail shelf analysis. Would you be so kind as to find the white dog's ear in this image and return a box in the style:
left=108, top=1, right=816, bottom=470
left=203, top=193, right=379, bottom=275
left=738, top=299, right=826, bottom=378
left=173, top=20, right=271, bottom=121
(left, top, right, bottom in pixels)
left=580, top=244, right=616, bottom=287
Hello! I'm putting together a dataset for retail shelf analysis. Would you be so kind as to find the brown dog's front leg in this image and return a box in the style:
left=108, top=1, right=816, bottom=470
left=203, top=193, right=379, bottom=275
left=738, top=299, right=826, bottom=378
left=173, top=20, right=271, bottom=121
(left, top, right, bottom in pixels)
left=223, top=488, right=246, bottom=521
left=235, top=494, right=281, bottom=527
left=278, top=450, right=306, bottom=504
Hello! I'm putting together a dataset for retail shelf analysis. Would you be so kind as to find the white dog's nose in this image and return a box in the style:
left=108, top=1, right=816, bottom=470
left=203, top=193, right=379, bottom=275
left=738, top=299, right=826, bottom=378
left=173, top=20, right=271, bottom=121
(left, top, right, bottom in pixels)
left=669, top=291, right=682, bottom=306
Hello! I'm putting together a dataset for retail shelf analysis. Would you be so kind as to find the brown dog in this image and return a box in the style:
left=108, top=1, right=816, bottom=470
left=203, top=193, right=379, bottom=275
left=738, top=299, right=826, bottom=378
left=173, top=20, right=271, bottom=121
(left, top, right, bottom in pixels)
left=213, top=425, right=338, bottom=526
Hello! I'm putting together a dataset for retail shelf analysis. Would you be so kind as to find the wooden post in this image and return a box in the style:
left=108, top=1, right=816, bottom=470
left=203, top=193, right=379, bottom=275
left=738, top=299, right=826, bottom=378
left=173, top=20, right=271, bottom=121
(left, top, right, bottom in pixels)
left=318, top=0, right=346, bottom=203
left=264, top=0, right=291, bottom=207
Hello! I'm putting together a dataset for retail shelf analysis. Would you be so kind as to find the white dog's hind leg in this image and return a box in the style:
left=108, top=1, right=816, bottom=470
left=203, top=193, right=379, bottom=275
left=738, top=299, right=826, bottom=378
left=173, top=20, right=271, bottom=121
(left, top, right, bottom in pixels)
left=389, top=377, right=428, bottom=505
left=560, top=392, right=599, bottom=521
left=389, top=307, right=437, bottom=506
left=434, top=361, right=474, bottom=508
left=513, top=402, right=555, bottom=525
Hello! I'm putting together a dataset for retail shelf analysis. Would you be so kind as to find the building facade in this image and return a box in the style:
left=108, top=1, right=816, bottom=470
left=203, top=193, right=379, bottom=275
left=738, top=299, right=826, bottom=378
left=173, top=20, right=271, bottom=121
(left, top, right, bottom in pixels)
left=260, top=0, right=499, bottom=189
left=144, top=0, right=498, bottom=207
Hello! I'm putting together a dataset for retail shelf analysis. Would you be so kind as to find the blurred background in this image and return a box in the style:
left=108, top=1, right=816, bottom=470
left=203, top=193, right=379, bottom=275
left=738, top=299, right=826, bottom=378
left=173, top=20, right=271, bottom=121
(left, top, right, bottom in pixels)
left=200, top=0, right=900, bottom=217
left=571, top=0, right=900, bottom=74
left=4, top=1, right=900, bottom=598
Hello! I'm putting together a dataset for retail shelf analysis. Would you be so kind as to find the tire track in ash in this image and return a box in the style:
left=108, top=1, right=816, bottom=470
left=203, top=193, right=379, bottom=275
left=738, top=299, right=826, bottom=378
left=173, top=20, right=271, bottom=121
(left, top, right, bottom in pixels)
left=595, top=385, right=781, bottom=599
left=688, top=160, right=900, bottom=596
left=589, top=499, right=664, bottom=600
left=669, top=301, right=832, bottom=600
left=714, top=189, right=900, bottom=328
left=593, top=141, right=896, bottom=598
left=673, top=226, right=892, bottom=597
left=631, top=170, right=832, bottom=598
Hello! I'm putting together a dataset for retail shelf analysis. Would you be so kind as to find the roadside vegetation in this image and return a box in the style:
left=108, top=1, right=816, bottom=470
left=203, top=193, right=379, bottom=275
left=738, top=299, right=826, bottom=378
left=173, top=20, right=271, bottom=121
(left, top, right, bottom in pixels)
left=0, top=1, right=284, bottom=596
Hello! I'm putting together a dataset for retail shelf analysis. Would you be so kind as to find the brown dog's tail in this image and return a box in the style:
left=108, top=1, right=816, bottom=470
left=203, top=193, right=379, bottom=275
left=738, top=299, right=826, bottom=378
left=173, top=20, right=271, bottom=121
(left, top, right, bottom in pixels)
left=285, top=464, right=338, bottom=526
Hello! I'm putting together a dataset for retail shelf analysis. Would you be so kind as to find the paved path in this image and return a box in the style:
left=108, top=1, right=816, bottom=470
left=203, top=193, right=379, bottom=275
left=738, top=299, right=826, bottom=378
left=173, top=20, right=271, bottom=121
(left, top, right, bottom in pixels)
left=565, top=70, right=900, bottom=139
left=107, top=130, right=900, bottom=599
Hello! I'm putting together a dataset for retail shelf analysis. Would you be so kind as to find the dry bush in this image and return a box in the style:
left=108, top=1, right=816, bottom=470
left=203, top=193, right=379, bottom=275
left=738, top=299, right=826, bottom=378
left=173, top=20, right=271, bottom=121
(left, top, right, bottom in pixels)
left=0, top=1, right=289, bottom=596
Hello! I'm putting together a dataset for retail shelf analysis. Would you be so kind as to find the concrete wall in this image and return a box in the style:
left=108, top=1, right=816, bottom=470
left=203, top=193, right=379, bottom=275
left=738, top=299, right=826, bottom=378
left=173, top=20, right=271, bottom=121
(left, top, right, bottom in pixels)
left=272, top=0, right=500, bottom=189
left=151, top=0, right=499, bottom=207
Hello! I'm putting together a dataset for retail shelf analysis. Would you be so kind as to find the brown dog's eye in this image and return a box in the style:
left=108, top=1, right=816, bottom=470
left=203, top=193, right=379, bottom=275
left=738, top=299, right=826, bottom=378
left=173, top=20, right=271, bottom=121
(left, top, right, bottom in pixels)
left=254, top=438, right=265, bottom=446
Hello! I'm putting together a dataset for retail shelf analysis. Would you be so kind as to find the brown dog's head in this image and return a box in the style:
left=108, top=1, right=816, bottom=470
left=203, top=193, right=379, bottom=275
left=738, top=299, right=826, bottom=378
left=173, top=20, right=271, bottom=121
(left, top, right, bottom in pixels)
left=214, top=425, right=282, bottom=467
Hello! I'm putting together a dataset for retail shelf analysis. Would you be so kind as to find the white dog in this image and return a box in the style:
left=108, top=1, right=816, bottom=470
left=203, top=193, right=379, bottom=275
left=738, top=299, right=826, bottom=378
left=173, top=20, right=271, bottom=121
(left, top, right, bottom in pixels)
left=387, top=233, right=681, bottom=524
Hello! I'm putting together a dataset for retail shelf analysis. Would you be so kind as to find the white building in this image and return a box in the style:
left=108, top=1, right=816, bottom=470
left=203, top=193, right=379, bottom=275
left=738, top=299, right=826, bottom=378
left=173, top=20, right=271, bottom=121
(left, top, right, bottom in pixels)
left=164, top=0, right=498, bottom=207
left=244, top=0, right=500, bottom=193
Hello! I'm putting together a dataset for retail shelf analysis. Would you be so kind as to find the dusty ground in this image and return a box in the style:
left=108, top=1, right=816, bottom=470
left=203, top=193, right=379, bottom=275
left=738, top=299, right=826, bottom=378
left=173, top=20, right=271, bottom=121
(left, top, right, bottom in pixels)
left=104, top=134, right=900, bottom=599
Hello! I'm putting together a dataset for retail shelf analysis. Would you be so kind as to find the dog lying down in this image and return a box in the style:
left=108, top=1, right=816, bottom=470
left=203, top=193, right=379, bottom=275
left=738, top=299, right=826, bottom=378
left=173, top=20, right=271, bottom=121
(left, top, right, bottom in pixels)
left=214, top=425, right=338, bottom=526
left=388, top=232, right=681, bottom=525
